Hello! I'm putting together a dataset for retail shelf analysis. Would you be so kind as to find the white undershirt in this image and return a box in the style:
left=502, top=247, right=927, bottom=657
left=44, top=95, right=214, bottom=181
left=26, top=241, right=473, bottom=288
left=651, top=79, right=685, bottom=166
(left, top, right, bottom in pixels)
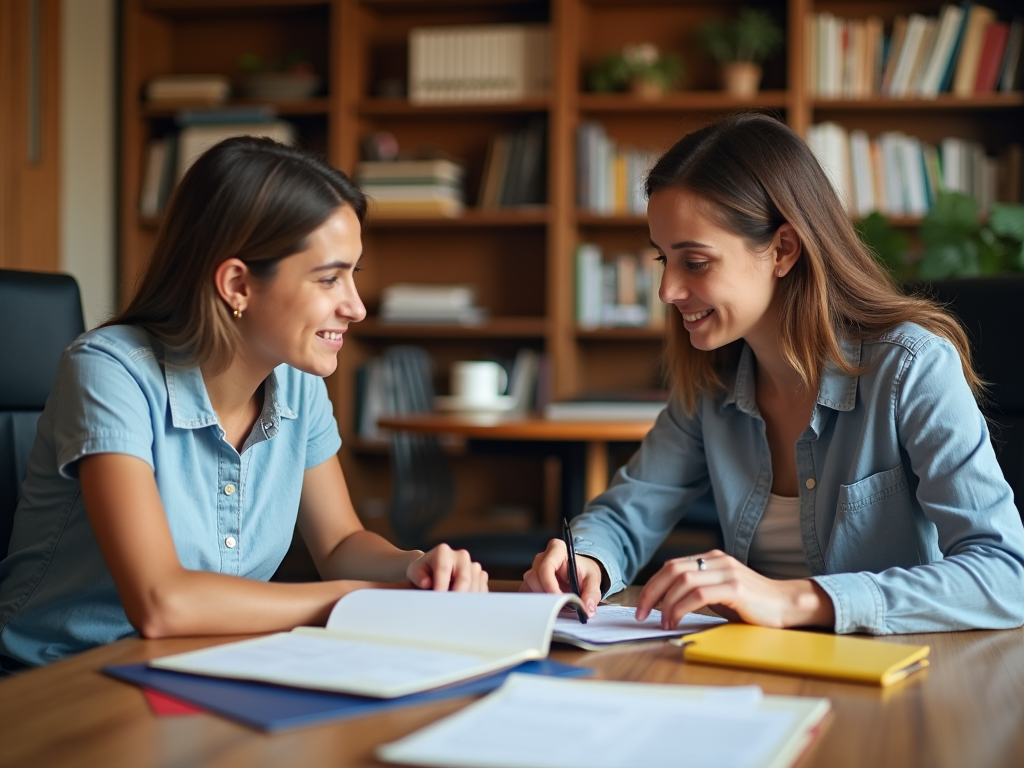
left=746, top=493, right=812, bottom=580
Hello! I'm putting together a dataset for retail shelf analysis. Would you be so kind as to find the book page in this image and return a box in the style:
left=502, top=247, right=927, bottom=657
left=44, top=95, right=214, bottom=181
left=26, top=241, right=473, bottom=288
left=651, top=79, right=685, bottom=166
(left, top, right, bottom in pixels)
left=151, top=631, right=497, bottom=697
left=553, top=605, right=725, bottom=646
left=380, top=675, right=827, bottom=768
left=325, top=590, right=583, bottom=656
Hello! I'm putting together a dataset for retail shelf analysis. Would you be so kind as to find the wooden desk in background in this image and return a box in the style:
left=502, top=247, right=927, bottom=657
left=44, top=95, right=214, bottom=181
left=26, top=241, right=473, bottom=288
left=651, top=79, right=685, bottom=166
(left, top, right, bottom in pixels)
left=377, top=414, right=654, bottom=518
left=2, top=583, right=1023, bottom=768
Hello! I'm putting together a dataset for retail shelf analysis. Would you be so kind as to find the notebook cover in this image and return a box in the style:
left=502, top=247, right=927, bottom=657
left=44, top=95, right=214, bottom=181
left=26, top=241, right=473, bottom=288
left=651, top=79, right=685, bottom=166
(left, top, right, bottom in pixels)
left=105, top=659, right=591, bottom=732
left=681, top=624, right=929, bottom=686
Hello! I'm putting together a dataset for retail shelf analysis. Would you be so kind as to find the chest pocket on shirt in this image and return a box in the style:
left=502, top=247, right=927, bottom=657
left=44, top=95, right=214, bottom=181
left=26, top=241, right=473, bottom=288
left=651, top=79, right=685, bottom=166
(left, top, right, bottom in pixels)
left=824, top=464, right=923, bottom=574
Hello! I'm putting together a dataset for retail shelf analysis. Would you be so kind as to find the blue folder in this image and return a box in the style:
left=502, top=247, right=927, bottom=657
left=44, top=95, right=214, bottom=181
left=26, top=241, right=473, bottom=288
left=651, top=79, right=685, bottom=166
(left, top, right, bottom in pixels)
left=105, top=659, right=591, bottom=732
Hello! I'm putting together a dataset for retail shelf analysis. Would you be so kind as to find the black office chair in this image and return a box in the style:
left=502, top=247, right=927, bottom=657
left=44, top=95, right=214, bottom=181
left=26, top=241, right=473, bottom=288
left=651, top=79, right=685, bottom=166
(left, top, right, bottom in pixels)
left=920, top=276, right=1024, bottom=515
left=0, top=269, right=85, bottom=557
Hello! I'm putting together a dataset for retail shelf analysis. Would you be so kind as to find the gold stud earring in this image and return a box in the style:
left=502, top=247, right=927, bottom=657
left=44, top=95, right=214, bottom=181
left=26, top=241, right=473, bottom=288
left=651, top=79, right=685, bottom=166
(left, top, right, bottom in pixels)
left=233, top=308, right=243, bottom=320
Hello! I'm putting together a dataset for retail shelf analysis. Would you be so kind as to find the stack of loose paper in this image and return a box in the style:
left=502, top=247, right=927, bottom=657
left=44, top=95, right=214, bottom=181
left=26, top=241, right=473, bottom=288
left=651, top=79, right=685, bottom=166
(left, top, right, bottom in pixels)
left=379, top=675, right=831, bottom=768
left=357, top=160, right=465, bottom=218
left=553, top=604, right=724, bottom=649
left=379, top=283, right=486, bottom=325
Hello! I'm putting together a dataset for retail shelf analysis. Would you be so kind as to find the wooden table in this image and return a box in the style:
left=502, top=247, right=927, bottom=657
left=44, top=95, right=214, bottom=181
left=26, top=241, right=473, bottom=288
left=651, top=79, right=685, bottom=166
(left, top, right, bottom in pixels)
left=3, top=584, right=1023, bottom=768
left=378, top=413, right=654, bottom=511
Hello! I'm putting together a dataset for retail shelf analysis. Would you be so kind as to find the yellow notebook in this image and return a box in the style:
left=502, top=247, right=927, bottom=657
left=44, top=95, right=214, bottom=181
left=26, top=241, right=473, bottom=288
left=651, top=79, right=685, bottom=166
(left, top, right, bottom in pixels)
left=682, top=624, right=930, bottom=686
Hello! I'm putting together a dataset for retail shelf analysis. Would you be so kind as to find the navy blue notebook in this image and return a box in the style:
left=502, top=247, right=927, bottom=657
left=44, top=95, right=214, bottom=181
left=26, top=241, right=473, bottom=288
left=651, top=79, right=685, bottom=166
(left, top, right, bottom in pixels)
left=105, top=659, right=591, bottom=732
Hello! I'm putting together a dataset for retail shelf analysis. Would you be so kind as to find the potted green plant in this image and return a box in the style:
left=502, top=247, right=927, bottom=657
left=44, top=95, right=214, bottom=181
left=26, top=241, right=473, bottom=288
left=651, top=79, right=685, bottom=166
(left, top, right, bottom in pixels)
left=697, top=8, right=784, bottom=97
left=238, top=51, right=322, bottom=101
left=588, top=43, right=684, bottom=99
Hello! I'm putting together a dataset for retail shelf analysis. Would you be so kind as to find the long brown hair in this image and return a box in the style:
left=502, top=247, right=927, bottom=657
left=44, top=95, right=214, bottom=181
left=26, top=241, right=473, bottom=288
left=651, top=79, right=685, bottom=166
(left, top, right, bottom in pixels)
left=107, top=136, right=366, bottom=372
left=646, top=113, right=981, bottom=413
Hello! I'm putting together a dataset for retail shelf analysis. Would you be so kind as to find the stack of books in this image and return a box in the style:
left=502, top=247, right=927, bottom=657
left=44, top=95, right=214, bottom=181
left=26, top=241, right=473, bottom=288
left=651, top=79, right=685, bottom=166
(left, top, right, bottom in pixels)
left=145, top=74, right=231, bottom=107
left=408, top=24, right=551, bottom=104
left=807, top=122, right=1021, bottom=217
left=577, top=121, right=657, bottom=216
left=356, top=160, right=465, bottom=219
left=807, top=6, right=1023, bottom=99
left=477, top=119, right=547, bottom=209
left=544, top=390, right=669, bottom=421
left=378, top=283, right=486, bottom=326
left=576, top=243, right=666, bottom=330
left=138, top=107, right=294, bottom=216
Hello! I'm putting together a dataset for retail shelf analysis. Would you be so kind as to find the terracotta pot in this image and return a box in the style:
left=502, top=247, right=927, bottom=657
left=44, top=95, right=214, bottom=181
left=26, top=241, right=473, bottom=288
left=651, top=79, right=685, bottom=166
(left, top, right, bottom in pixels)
left=629, top=77, right=665, bottom=100
left=720, top=62, right=762, bottom=98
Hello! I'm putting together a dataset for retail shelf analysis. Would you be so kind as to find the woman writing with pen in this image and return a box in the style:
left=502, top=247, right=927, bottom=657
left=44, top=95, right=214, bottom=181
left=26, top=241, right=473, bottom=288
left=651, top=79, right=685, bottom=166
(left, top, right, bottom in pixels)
left=524, top=114, right=1024, bottom=635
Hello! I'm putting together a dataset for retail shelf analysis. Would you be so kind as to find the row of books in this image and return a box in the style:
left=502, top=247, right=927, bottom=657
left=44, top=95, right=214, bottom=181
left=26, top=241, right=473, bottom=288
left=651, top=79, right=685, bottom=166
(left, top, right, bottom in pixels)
left=808, top=122, right=1022, bottom=218
left=138, top=110, right=294, bottom=216
left=408, top=24, right=551, bottom=104
left=477, top=119, right=547, bottom=208
left=576, top=122, right=657, bottom=216
left=355, top=160, right=466, bottom=219
left=576, top=244, right=666, bottom=331
left=807, top=5, right=1022, bottom=99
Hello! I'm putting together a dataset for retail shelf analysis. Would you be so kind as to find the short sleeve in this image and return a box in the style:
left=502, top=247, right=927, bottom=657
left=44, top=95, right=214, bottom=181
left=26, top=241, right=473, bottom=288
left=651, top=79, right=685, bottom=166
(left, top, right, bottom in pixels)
left=303, top=375, right=342, bottom=470
left=52, top=341, right=156, bottom=479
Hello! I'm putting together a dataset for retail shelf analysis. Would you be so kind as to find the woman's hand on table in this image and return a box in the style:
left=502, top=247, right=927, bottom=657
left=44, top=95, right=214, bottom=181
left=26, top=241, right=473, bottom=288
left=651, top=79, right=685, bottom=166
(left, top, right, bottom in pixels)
left=406, top=544, right=489, bottom=592
left=520, top=538, right=603, bottom=616
left=636, top=550, right=835, bottom=630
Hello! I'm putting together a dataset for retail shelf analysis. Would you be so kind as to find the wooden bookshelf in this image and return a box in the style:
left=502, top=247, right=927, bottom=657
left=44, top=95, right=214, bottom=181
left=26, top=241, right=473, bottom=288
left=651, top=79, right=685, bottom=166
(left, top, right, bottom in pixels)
left=118, top=0, right=1023, bottom=540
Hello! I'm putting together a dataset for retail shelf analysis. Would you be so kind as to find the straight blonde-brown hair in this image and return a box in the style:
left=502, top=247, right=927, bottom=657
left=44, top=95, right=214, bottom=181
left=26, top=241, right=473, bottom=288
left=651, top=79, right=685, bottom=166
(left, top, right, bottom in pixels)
left=106, top=136, right=366, bottom=373
left=645, top=114, right=981, bottom=413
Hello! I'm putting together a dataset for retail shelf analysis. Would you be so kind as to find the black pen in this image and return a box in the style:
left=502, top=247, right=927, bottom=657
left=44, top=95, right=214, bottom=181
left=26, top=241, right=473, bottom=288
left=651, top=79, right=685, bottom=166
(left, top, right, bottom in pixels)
left=562, top=517, right=588, bottom=624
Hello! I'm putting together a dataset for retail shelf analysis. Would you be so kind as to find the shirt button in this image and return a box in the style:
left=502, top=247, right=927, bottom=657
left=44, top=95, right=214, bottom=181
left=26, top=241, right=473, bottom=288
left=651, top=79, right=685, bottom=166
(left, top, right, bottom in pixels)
left=225, top=536, right=236, bottom=548
left=224, top=484, right=236, bottom=495
left=805, top=478, right=816, bottom=490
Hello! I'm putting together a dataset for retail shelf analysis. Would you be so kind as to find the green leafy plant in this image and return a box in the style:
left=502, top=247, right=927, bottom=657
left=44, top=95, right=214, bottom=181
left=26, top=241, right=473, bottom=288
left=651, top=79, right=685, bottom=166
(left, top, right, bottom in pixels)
left=857, top=192, right=1024, bottom=279
left=918, top=193, right=1024, bottom=278
left=857, top=212, right=912, bottom=279
left=588, top=43, right=684, bottom=93
left=698, top=8, right=784, bottom=65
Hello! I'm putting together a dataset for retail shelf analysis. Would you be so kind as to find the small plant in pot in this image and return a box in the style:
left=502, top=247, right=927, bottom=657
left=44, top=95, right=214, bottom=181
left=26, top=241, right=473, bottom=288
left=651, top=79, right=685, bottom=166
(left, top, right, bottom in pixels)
left=238, top=51, right=322, bottom=101
left=588, top=43, right=684, bottom=99
left=697, top=8, right=783, bottom=97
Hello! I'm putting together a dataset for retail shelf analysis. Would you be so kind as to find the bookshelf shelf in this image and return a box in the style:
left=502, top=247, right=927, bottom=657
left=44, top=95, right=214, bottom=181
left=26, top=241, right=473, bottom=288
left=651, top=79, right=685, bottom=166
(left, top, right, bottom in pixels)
left=352, top=317, right=548, bottom=339
left=141, top=98, right=331, bottom=118
left=368, top=209, right=549, bottom=228
left=141, top=0, right=329, bottom=11
left=358, top=98, right=551, bottom=117
left=578, top=90, right=789, bottom=113
left=576, top=327, right=665, bottom=340
left=813, top=94, right=1024, bottom=111
left=576, top=213, right=647, bottom=227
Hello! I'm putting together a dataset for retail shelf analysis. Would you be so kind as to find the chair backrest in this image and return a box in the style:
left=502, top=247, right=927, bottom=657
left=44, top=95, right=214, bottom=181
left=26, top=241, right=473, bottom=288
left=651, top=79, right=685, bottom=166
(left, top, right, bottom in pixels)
left=921, top=276, right=1024, bottom=512
left=0, top=269, right=85, bottom=556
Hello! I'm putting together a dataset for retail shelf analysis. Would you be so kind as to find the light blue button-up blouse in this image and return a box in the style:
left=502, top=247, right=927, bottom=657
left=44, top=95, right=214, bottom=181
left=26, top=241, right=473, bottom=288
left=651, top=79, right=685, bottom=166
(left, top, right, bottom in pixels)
left=572, top=323, right=1024, bottom=634
left=0, top=325, right=342, bottom=665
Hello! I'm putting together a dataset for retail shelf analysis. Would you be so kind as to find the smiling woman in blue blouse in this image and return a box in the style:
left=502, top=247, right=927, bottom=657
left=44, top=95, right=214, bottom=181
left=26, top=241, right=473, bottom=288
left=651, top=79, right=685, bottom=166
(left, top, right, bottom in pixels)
left=523, top=114, right=1024, bottom=635
left=0, top=137, right=487, bottom=669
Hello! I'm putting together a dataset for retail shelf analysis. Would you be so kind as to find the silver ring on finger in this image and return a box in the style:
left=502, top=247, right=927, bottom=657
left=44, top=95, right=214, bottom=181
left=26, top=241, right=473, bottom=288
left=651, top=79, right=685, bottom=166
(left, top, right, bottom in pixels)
left=696, top=557, right=707, bottom=571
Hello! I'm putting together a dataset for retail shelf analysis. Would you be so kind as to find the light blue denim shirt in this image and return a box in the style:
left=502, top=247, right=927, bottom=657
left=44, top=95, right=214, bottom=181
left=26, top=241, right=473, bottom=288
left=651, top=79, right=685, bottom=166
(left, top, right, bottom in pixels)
left=572, top=322, right=1024, bottom=635
left=0, top=325, right=342, bottom=665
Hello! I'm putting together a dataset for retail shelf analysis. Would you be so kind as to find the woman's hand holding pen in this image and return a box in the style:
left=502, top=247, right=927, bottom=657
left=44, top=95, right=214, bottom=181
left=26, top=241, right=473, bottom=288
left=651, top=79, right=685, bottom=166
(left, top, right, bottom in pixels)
left=635, top=550, right=836, bottom=630
left=406, top=544, right=489, bottom=592
left=520, top=539, right=603, bottom=616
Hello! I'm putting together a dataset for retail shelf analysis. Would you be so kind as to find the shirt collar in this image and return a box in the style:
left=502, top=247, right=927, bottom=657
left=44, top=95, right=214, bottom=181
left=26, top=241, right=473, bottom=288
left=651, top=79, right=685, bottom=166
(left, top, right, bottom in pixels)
left=722, top=337, right=861, bottom=416
left=164, top=362, right=298, bottom=431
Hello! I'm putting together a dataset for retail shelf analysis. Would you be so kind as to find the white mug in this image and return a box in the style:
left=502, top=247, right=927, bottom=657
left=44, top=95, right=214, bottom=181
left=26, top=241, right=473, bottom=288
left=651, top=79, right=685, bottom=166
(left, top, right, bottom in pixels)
left=451, top=361, right=507, bottom=405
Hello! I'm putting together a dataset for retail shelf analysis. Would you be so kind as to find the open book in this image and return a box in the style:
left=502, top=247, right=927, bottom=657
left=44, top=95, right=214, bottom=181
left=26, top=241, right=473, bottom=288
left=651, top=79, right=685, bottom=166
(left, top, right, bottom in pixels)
left=379, top=674, right=831, bottom=768
left=151, top=590, right=590, bottom=698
